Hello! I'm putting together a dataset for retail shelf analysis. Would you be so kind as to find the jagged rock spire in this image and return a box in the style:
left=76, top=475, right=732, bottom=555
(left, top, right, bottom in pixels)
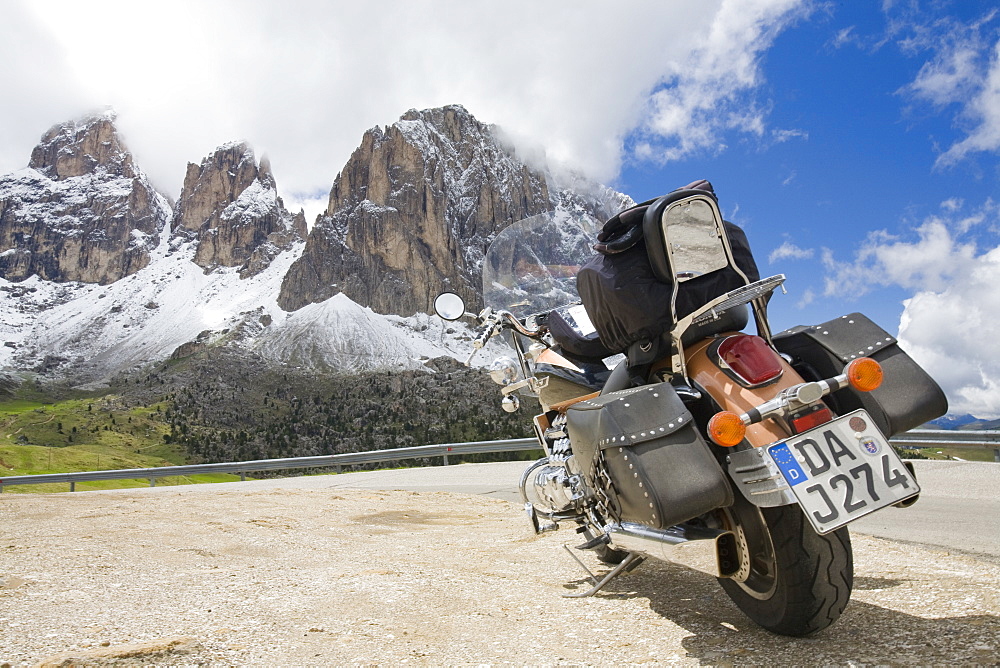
left=0, top=110, right=170, bottom=284
left=278, top=105, right=555, bottom=315
left=172, top=142, right=305, bottom=277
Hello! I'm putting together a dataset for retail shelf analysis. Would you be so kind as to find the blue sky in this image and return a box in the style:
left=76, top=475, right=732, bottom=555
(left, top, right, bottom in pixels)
left=1, top=0, right=998, bottom=416
left=618, top=1, right=999, bottom=330
left=615, top=2, right=1000, bottom=417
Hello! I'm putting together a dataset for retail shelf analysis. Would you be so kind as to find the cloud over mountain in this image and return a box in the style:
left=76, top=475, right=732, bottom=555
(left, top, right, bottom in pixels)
left=1, top=0, right=808, bottom=219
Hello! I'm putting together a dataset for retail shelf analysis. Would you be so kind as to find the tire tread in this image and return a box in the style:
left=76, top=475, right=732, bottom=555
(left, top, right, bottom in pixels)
left=720, top=504, right=853, bottom=636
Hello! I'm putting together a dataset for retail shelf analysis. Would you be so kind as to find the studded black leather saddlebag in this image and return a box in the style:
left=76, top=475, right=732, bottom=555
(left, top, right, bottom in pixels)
left=565, top=383, right=733, bottom=530
left=773, top=313, right=947, bottom=437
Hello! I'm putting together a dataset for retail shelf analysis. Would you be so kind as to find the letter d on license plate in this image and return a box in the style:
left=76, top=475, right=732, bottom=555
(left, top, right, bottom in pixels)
left=766, top=410, right=919, bottom=534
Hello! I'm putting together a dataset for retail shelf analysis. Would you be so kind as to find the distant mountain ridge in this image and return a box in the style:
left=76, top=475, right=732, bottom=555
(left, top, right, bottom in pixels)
left=0, top=105, right=630, bottom=383
left=929, top=414, right=1000, bottom=431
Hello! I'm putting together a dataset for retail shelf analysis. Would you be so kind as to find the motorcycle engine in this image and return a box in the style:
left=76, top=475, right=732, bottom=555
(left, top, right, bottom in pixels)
left=532, top=463, right=590, bottom=514
left=531, top=414, right=594, bottom=515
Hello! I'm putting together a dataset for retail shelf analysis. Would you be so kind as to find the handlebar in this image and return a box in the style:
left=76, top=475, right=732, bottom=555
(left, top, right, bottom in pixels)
left=473, top=321, right=498, bottom=349
left=499, top=310, right=544, bottom=338
left=474, top=308, right=544, bottom=342
left=465, top=307, right=546, bottom=365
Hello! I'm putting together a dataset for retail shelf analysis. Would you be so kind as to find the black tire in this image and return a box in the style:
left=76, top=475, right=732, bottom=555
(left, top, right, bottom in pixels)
left=719, top=500, right=853, bottom=636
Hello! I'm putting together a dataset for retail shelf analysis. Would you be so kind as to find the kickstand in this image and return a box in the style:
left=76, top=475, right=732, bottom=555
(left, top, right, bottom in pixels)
left=561, top=545, right=645, bottom=598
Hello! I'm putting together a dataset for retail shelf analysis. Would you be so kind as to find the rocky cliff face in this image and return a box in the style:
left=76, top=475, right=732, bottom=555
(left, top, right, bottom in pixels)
left=278, top=105, right=627, bottom=315
left=172, top=143, right=306, bottom=277
left=0, top=104, right=632, bottom=382
left=29, top=112, right=137, bottom=181
left=0, top=111, right=171, bottom=284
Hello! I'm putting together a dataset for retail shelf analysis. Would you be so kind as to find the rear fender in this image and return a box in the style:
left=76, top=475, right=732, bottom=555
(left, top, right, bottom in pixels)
left=682, top=337, right=810, bottom=508
left=684, top=336, right=807, bottom=447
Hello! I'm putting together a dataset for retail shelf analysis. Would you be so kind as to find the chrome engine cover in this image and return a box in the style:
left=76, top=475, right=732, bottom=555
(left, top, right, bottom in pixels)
left=530, top=454, right=593, bottom=515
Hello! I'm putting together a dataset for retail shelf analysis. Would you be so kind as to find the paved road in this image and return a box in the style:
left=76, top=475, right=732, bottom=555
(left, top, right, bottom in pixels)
left=162, top=458, right=1000, bottom=561
left=849, top=460, right=999, bottom=559
left=6, top=459, right=997, bottom=664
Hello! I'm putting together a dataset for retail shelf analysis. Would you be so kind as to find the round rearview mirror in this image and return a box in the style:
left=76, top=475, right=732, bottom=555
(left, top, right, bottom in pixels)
left=434, top=292, right=466, bottom=321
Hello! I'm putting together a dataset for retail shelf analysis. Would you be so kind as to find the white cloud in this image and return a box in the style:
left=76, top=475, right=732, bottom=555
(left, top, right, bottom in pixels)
left=897, top=247, right=1000, bottom=418
left=823, top=199, right=1000, bottom=417
left=891, top=7, right=1000, bottom=167
left=773, top=129, right=809, bottom=143
left=796, top=287, right=815, bottom=309
left=637, top=0, right=808, bottom=164
left=822, top=219, right=978, bottom=297
left=768, top=241, right=814, bottom=263
left=935, top=40, right=1000, bottom=166
left=0, top=3, right=103, bottom=160
left=908, top=43, right=982, bottom=106
left=940, top=197, right=964, bottom=212
left=1, top=0, right=807, bottom=222
left=830, top=26, right=857, bottom=49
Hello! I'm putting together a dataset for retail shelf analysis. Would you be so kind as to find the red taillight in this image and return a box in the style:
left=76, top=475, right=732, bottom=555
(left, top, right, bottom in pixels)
left=716, top=335, right=784, bottom=387
left=790, top=405, right=833, bottom=434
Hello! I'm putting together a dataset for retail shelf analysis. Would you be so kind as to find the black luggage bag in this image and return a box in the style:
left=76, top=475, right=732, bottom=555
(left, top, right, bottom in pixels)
left=773, top=313, right=947, bottom=437
left=565, top=382, right=733, bottom=529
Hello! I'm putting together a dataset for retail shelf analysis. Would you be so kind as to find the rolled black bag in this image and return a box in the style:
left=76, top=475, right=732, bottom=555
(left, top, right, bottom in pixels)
left=577, top=184, right=761, bottom=355
left=576, top=241, right=676, bottom=354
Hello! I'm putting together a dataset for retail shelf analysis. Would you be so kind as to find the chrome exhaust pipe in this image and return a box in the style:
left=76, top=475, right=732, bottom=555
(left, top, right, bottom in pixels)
left=607, top=522, right=740, bottom=578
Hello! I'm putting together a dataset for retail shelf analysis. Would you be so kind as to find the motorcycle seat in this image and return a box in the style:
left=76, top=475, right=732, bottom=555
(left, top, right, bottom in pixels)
left=679, top=304, right=749, bottom=346
left=547, top=305, right=616, bottom=361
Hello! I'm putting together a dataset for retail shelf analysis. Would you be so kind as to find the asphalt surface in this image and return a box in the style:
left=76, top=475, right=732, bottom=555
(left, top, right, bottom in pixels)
left=150, top=458, right=1000, bottom=561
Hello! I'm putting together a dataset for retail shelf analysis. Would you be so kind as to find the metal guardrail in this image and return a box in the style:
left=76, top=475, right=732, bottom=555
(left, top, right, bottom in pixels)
left=1, top=430, right=997, bottom=493
left=891, top=429, right=1000, bottom=462
left=889, top=429, right=1000, bottom=445
left=0, top=437, right=539, bottom=492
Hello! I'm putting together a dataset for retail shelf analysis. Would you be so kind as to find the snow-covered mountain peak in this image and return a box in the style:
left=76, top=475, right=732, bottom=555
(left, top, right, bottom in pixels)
left=0, top=112, right=171, bottom=285
left=1, top=104, right=631, bottom=385
left=29, top=108, right=136, bottom=182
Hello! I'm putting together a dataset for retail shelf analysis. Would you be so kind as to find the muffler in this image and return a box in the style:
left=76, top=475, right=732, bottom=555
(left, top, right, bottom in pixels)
left=607, top=522, right=740, bottom=578
left=894, top=461, right=920, bottom=508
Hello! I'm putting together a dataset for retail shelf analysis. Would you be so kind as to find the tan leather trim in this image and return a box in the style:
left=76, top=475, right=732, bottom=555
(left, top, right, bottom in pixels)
left=535, top=348, right=583, bottom=372
left=549, top=392, right=601, bottom=413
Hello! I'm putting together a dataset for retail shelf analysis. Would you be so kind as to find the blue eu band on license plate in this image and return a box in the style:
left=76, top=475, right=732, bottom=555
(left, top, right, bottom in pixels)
left=768, top=442, right=808, bottom=486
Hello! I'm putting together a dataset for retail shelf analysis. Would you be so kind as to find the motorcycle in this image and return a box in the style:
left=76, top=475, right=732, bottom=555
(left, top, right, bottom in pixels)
left=434, top=185, right=947, bottom=636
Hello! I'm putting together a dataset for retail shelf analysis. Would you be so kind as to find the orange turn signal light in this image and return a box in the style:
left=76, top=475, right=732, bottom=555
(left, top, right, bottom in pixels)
left=846, top=357, right=883, bottom=393
left=708, top=411, right=746, bottom=447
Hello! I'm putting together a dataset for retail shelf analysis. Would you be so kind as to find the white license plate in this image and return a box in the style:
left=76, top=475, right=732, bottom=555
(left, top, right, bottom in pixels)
left=765, top=410, right=920, bottom=534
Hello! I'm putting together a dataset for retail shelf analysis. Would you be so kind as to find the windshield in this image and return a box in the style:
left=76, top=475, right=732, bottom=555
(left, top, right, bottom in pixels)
left=482, top=209, right=602, bottom=317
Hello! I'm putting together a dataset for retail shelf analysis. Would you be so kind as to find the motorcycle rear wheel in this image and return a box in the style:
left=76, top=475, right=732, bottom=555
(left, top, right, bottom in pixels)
left=719, top=499, right=853, bottom=636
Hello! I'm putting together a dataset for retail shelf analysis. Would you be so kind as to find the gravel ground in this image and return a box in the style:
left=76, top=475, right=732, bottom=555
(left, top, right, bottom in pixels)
left=1, top=485, right=998, bottom=666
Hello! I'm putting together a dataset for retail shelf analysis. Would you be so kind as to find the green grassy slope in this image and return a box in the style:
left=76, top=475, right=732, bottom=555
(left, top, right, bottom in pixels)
left=0, top=394, right=243, bottom=493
